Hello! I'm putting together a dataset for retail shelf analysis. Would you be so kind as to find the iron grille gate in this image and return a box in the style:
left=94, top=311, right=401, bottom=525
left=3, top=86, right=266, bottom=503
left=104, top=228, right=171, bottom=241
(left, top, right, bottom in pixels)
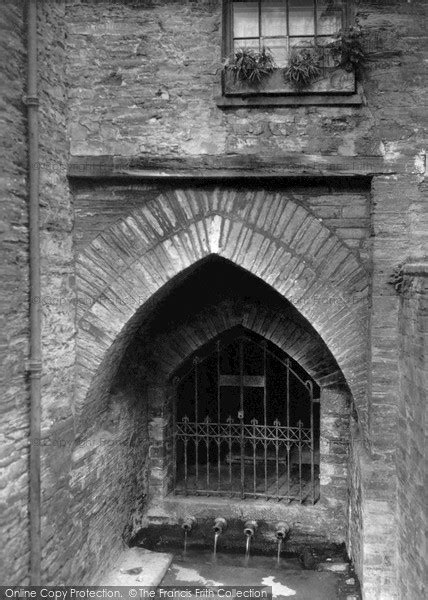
left=172, top=335, right=318, bottom=504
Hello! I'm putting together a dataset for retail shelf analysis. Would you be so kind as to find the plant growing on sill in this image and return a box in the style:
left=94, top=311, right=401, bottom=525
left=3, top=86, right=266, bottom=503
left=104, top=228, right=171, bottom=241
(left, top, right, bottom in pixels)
left=224, top=46, right=276, bottom=86
left=328, top=23, right=367, bottom=78
left=283, top=45, right=322, bottom=90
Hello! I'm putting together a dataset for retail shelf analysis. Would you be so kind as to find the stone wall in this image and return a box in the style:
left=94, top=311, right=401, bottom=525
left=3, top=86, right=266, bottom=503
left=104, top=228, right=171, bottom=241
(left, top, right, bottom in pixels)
left=67, top=381, right=150, bottom=581
left=0, top=0, right=30, bottom=585
left=65, top=0, right=381, bottom=157
left=0, top=0, right=426, bottom=595
left=0, top=0, right=75, bottom=585
left=36, top=0, right=76, bottom=584
left=362, top=2, right=428, bottom=588
left=347, top=416, right=364, bottom=586
left=346, top=423, right=399, bottom=600
left=397, top=266, right=428, bottom=600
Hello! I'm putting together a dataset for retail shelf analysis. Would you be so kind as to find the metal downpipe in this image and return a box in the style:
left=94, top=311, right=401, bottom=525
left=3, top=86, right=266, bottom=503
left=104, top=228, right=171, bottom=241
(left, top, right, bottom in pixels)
left=27, top=0, right=42, bottom=586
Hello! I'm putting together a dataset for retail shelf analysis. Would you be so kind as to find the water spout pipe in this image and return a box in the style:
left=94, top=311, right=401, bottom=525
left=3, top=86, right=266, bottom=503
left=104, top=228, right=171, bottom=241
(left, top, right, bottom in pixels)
left=244, top=520, right=258, bottom=537
left=182, top=516, right=197, bottom=532
left=275, top=522, right=290, bottom=540
left=213, top=517, right=227, bottom=534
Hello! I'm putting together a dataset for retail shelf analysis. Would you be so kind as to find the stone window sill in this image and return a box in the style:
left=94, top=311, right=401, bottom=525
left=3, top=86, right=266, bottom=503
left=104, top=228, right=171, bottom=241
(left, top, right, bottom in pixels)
left=216, top=93, right=362, bottom=107
left=217, top=67, right=362, bottom=108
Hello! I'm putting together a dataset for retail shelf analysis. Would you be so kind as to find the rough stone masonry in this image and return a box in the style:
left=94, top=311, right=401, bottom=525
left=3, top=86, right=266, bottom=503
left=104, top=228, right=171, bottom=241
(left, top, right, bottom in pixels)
left=0, top=1, right=427, bottom=599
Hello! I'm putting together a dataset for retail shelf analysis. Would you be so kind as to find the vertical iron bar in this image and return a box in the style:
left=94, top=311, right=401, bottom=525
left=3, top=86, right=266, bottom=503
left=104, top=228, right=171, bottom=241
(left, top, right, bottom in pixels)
left=194, top=357, right=199, bottom=491
left=298, top=420, right=303, bottom=503
left=258, top=0, right=262, bottom=49
left=223, top=0, right=232, bottom=58
left=264, top=444, right=268, bottom=495
left=240, top=339, right=245, bottom=498
left=275, top=420, right=279, bottom=498
left=309, top=382, right=315, bottom=505
left=286, top=359, right=290, bottom=498
left=253, top=420, right=257, bottom=495
left=314, top=0, right=318, bottom=40
left=206, top=417, right=210, bottom=492
left=263, top=342, right=268, bottom=495
left=286, top=0, right=290, bottom=56
left=217, top=341, right=221, bottom=491
left=184, top=437, right=188, bottom=496
left=228, top=418, right=233, bottom=489
left=172, top=379, right=178, bottom=494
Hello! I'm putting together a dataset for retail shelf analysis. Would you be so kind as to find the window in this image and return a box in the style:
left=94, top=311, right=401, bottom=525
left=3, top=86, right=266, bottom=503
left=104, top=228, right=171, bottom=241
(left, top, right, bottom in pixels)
left=226, top=0, right=345, bottom=66
left=219, top=0, right=360, bottom=104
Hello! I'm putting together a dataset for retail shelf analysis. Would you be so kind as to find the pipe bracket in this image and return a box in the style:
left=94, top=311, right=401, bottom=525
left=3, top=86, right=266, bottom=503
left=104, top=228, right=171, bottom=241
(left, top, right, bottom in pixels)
left=26, top=360, right=43, bottom=373
left=25, top=96, right=40, bottom=107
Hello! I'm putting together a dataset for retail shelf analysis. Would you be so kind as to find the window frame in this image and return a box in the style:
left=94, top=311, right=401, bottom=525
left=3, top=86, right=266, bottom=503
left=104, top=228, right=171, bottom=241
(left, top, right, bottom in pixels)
left=220, top=0, right=359, bottom=105
left=224, top=0, right=349, bottom=66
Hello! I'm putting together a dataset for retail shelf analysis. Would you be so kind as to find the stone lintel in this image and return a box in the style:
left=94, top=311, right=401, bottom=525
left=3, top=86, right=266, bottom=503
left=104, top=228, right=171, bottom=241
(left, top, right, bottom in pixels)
left=67, top=154, right=408, bottom=179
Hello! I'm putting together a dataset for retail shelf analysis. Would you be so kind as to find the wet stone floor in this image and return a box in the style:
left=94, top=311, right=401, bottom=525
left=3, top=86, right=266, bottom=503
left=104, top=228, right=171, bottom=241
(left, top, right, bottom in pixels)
left=160, top=550, right=361, bottom=600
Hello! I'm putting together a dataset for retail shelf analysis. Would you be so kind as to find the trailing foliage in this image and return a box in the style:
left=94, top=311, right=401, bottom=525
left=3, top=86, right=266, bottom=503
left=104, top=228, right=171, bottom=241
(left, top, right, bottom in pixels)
left=283, top=45, right=322, bottom=89
left=225, top=46, right=276, bottom=86
left=328, top=23, right=367, bottom=76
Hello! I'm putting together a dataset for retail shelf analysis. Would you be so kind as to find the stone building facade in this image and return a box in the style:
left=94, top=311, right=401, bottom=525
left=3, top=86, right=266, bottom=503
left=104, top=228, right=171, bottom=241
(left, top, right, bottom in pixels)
left=0, top=1, right=427, bottom=599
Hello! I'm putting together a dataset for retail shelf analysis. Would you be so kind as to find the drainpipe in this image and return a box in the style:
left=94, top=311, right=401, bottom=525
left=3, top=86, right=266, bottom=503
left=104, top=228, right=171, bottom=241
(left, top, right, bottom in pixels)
left=27, top=0, right=42, bottom=586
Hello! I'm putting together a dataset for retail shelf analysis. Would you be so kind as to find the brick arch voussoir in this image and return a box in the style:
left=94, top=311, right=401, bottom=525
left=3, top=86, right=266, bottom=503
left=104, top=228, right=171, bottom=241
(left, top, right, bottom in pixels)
left=76, top=189, right=369, bottom=424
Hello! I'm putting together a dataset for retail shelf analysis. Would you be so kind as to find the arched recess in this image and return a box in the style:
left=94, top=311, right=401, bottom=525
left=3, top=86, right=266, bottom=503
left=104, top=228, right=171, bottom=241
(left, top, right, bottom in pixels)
left=75, top=188, right=369, bottom=432
left=110, top=285, right=351, bottom=546
left=118, top=257, right=345, bottom=388
left=107, top=265, right=352, bottom=539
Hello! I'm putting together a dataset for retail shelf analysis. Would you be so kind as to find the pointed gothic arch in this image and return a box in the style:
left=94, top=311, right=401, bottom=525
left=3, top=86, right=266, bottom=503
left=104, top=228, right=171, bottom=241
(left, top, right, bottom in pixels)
left=75, top=188, right=369, bottom=432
